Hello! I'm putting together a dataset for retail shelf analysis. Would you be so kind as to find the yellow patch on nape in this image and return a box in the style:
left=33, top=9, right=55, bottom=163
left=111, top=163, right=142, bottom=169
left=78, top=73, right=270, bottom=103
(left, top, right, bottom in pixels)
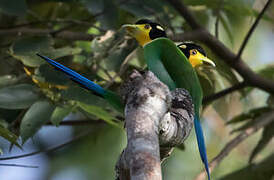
left=156, top=25, right=164, bottom=31
left=179, top=44, right=187, bottom=49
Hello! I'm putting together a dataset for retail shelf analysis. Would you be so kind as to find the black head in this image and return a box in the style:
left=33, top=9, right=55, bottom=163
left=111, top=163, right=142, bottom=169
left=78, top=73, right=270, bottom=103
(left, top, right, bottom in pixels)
left=177, top=42, right=206, bottom=58
left=135, top=19, right=167, bottom=40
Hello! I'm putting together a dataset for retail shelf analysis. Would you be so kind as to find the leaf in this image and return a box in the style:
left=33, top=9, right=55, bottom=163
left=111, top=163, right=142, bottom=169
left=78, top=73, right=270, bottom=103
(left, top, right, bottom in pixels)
left=0, top=0, right=27, bottom=16
left=258, top=65, right=274, bottom=80
left=227, top=107, right=270, bottom=125
left=105, top=40, right=136, bottom=71
left=0, top=75, right=20, bottom=88
left=0, top=84, right=39, bottom=109
left=120, top=1, right=152, bottom=16
left=249, top=121, right=274, bottom=163
left=219, top=13, right=234, bottom=45
left=267, top=95, right=274, bottom=108
left=50, top=106, right=72, bottom=126
left=83, top=0, right=119, bottom=29
left=38, top=64, right=70, bottom=85
left=10, top=36, right=82, bottom=67
left=196, top=67, right=215, bottom=97
left=0, top=126, right=21, bottom=148
left=78, top=103, right=122, bottom=129
left=220, top=153, right=274, bottom=180
left=61, top=86, right=110, bottom=107
left=230, top=108, right=272, bottom=133
left=20, top=101, right=55, bottom=143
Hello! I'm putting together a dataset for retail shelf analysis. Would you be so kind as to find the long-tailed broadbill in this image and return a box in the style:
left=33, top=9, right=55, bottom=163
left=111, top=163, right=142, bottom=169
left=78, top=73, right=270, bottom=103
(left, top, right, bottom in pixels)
left=36, top=19, right=215, bottom=180
left=122, top=19, right=215, bottom=180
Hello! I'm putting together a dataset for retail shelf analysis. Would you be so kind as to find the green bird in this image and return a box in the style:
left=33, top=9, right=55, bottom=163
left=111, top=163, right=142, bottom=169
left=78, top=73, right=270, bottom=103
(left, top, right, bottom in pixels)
left=36, top=19, right=215, bottom=180
left=123, top=19, right=215, bottom=180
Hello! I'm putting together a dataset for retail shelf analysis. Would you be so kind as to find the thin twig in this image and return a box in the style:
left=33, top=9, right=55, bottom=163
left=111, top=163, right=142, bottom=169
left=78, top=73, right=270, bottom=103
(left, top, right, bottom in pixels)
left=203, top=81, right=247, bottom=104
left=236, top=0, right=273, bottom=61
left=195, top=110, right=274, bottom=180
left=168, top=0, right=274, bottom=94
left=0, top=163, right=38, bottom=168
left=0, top=130, right=93, bottom=161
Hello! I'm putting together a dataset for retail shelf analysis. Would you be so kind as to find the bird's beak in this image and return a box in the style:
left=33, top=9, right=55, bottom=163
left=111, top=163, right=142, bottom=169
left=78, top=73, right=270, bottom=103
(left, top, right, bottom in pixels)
left=189, top=52, right=216, bottom=67
left=200, top=57, right=216, bottom=67
left=122, top=24, right=140, bottom=38
left=122, top=24, right=150, bottom=46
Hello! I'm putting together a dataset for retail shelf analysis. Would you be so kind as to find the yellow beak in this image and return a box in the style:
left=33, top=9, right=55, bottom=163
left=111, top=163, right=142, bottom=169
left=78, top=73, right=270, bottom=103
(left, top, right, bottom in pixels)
left=200, top=57, right=216, bottom=67
left=122, top=24, right=151, bottom=46
left=189, top=51, right=216, bottom=68
left=122, top=24, right=140, bottom=37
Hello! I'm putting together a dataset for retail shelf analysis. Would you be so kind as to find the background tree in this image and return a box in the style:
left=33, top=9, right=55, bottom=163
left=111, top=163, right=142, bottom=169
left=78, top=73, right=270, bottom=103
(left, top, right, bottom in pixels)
left=0, top=0, right=273, bottom=179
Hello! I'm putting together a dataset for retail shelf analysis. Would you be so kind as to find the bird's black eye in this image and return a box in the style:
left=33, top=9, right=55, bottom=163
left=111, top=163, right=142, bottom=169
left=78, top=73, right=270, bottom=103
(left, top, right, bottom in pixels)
left=144, top=24, right=150, bottom=29
left=191, top=50, right=197, bottom=55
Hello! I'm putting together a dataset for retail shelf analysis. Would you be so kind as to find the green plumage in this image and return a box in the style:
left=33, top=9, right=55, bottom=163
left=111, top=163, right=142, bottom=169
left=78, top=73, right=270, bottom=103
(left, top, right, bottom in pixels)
left=144, top=37, right=203, bottom=116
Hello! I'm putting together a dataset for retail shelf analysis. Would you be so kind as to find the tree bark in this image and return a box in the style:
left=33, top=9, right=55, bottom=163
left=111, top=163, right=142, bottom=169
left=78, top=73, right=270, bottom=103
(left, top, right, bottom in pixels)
left=116, top=70, right=194, bottom=180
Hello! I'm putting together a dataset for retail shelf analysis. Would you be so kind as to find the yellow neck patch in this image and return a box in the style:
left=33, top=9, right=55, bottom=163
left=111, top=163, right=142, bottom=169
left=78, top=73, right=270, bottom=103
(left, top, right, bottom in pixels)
left=134, top=24, right=152, bottom=46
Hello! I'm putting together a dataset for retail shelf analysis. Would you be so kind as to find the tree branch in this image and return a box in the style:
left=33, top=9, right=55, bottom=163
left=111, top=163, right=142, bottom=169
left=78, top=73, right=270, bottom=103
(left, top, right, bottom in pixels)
left=0, top=28, right=94, bottom=41
left=203, top=81, right=247, bottom=104
left=236, top=0, right=273, bottom=61
left=0, top=130, right=93, bottom=161
left=0, top=163, right=38, bottom=168
left=168, top=0, right=274, bottom=94
left=116, top=70, right=194, bottom=179
left=117, top=70, right=170, bottom=180
left=195, top=110, right=274, bottom=180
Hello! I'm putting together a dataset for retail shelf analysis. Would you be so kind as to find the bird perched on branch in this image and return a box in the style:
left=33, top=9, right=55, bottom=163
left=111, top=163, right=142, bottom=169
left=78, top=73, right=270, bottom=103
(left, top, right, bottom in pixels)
left=123, top=19, right=215, bottom=180
left=36, top=19, right=215, bottom=180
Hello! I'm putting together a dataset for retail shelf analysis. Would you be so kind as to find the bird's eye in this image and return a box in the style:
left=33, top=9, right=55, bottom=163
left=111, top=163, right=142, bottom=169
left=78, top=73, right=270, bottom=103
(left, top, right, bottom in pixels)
left=191, top=50, right=197, bottom=55
left=144, top=24, right=150, bottom=29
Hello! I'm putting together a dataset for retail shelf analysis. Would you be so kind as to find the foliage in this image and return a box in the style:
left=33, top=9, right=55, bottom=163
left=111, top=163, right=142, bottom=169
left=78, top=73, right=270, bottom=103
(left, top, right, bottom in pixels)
left=0, top=0, right=273, bottom=179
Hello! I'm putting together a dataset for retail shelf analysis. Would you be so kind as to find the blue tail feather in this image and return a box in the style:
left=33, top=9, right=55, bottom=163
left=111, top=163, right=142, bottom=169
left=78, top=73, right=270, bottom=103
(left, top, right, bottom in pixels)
left=194, top=116, right=210, bottom=180
left=36, top=54, right=106, bottom=96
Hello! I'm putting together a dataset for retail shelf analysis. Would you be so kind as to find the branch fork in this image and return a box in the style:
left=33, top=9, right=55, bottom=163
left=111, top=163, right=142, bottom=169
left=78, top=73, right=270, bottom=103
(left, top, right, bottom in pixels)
left=116, top=70, right=194, bottom=180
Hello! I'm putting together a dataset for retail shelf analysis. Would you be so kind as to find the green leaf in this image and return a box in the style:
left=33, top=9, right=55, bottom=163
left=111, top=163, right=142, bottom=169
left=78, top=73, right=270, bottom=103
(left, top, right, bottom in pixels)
left=249, top=121, right=274, bottom=163
left=10, top=36, right=82, bottom=67
left=230, top=108, right=272, bottom=133
left=219, top=13, right=234, bottom=45
left=105, top=40, right=136, bottom=71
left=258, top=65, right=274, bottom=80
left=0, top=126, right=21, bottom=148
left=227, top=107, right=270, bottom=125
left=61, top=86, right=110, bottom=107
left=38, top=64, right=70, bottom=85
left=196, top=67, right=215, bottom=97
left=20, top=101, right=55, bottom=143
left=0, top=0, right=27, bottom=16
left=50, top=106, right=72, bottom=126
left=220, top=153, right=274, bottom=180
left=0, top=84, right=39, bottom=109
left=267, top=95, right=274, bottom=108
left=0, top=75, right=20, bottom=88
left=83, top=0, right=119, bottom=29
left=78, top=103, right=122, bottom=129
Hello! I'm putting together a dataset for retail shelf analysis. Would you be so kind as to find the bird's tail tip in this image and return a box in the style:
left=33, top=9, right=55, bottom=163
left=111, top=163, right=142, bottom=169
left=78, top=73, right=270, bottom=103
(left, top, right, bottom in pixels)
left=194, top=116, right=211, bottom=180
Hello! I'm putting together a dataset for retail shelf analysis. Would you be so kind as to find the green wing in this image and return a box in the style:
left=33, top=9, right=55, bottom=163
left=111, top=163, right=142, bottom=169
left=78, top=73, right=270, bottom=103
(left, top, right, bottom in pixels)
left=143, top=38, right=203, bottom=115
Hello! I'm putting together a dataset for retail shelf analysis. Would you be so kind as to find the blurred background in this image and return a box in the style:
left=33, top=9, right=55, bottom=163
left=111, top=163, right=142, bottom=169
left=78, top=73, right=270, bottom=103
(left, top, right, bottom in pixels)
left=0, top=0, right=273, bottom=179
